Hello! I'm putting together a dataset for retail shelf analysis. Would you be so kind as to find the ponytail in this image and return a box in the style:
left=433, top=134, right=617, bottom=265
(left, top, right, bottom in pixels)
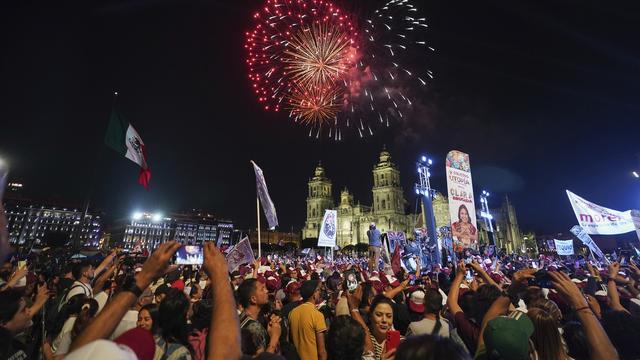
left=431, top=311, right=442, bottom=335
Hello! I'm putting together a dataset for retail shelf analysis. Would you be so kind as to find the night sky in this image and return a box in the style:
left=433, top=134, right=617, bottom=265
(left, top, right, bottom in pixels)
left=1, top=0, right=639, bottom=235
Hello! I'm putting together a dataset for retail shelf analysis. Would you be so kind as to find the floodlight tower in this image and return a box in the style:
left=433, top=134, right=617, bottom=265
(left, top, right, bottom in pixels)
left=480, top=190, right=495, bottom=246
left=415, top=156, right=441, bottom=265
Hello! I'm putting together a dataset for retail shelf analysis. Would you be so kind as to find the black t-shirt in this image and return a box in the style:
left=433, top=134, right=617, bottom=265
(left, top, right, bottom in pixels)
left=0, top=327, right=28, bottom=360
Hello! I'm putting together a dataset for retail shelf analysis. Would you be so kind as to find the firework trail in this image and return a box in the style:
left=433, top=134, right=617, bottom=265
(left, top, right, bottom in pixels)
left=245, top=0, right=434, bottom=140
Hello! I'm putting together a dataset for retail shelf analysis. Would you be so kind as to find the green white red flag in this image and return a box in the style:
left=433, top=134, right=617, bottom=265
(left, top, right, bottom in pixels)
left=104, top=110, right=151, bottom=188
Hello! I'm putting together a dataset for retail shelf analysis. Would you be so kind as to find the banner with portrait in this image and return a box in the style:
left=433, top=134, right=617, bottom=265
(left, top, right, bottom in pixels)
left=317, top=210, right=337, bottom=247
left=446, top=150, right=478, bottom=249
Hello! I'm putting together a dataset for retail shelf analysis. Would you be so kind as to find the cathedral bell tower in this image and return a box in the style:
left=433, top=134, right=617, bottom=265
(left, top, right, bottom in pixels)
left=303, top=162, right=335, bottom=239
left=372, top=147, right=406, bottom=232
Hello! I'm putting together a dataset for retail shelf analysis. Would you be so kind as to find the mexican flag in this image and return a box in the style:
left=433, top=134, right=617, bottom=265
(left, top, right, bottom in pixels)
left=104, top=110, right=151, bottom=188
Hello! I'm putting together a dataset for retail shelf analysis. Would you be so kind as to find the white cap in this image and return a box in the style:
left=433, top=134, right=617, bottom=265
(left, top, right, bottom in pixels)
left=65, top=340, right=137, bottom=360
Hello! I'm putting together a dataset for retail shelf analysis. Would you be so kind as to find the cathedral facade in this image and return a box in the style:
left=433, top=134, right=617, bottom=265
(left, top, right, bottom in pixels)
left=302, top=148, right=524, bottom=252
left=303, top=149, right=421, bottom=247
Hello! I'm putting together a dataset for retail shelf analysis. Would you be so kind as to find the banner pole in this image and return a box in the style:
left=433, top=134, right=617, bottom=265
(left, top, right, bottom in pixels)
left=257, top=197, right=261, bottom=259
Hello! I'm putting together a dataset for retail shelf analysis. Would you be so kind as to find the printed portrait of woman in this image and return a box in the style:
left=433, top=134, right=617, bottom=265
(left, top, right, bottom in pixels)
left=451, top=204, right=477, bottom=246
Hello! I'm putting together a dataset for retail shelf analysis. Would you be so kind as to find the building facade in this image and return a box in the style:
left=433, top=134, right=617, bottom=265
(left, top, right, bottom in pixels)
left=477, top=196, right=525, bottom=253
left=303, top=149, right=419, bottom=247
left=118, top=211, right=234, bottom=251
left=3, top=184, right=102, bottom=249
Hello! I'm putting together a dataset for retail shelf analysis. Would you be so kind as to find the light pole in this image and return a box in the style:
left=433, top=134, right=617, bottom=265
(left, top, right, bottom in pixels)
left=415, top=156, right=441, bottom=265
left=479, top=190, right=495, bottom=246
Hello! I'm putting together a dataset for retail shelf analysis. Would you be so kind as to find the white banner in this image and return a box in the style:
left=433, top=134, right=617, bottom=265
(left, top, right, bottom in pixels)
left=446, top=150, right=478, bottom=249
left=566, top=190, right=636, bottom=235
left=570, top=225, right=608, bottom=263
left=317, top=210, right=337, bottom=247
left=554, top=239, right=574, bottom=256
left=632, top=210, right=640, bottom=242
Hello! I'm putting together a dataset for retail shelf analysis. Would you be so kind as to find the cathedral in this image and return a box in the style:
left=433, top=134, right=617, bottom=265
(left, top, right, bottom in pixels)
left=302, top=148, right=524, bottom=251
left=303, top=148, right=426, bottom=247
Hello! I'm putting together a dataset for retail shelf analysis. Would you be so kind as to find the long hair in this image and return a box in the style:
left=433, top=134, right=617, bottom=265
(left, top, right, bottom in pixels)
left=395, top=334, right=471, bottom=360
left=139, top=303, right=160, bottom=334
left=158, top=289, right=193, bottom=355
left=71, top=298, right=98, bottom=339
left=423, top=289, right=444, bottom=335
left=48, top=294, right=87, bottom=341
left=368, top=295, right=394, bottom=329
left=527, top=307, right=567, bottom=360
left=457, top=205, right=470, bottom=223
left=327, top=316, right=366, bottom=360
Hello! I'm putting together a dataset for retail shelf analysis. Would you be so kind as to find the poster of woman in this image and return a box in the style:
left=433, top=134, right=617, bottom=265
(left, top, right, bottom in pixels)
left=451, top=204, right=478, bottom=246
left=445, top=150, right=478, bottom=249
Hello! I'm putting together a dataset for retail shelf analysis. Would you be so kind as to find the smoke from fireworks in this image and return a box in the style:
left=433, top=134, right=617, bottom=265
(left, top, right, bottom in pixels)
left=245, top=0, right=433, bottom=139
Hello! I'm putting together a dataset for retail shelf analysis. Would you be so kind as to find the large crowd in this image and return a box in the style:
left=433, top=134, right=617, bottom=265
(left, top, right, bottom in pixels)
left=1, top=211, right=640, bottom=360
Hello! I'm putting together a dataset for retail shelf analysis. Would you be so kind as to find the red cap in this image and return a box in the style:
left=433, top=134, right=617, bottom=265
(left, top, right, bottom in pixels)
left=170, top=279, right=185, bottom=292
left=114, top=327, right=155, bottom=360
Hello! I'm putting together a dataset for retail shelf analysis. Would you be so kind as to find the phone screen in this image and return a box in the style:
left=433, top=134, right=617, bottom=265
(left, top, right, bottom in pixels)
left=175, top=245, right=203, bottom=265
left=465, top=270, right=473, bottom=281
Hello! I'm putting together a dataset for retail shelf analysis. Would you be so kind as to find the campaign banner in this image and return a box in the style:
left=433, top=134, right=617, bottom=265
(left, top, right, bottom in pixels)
left=226, top=237, right=254, bottom=272
left=570, top=225, right=608, bottom=263
left=446, top=150, right=478, bottom=249
left=554, top=239, right=574, bottom=256
left=631, top=210, right=640, bottom=242
left=387, top=231, right=406, bottom=253
left=251, top=161, right=279, bottom=230
left=317, top=210, right=337, bottom=247
left=566, top=190, right=635, bottom=235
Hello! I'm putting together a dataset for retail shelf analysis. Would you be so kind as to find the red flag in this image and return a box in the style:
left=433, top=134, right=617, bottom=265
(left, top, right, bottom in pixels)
left=391, top=244, right=401, bottom=274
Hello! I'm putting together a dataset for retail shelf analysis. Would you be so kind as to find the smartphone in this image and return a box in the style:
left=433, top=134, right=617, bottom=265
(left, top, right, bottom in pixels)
left=175, top=245, right=203, bottom=265
left=465, top=269, right=473, bottom=281
left=386, top=329, right=401, bottom=352
left=408, top=274, right=416, bottom=286
left=344, top=269, right=359, bottom=292
left=528, top=270, right=553, bottom=288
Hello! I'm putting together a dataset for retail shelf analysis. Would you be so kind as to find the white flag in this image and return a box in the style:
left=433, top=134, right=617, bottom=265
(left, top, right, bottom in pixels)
left=570, top=225, right=607, bottom=263
left=317, top=210, right=337, bottom=247
left=566, top=190, right=636, bottom=235
left=553, top=239, right=574, bottom=256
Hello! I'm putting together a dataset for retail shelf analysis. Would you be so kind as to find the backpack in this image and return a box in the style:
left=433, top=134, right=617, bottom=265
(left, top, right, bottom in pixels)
left=45, top=283, right=89, bottom=335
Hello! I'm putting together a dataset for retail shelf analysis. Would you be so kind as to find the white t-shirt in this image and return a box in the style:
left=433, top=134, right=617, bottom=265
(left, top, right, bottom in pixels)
left=94, top=291, right=109, bottom=313
left=53, top=316, right=77, bottom=356
left=66, top=281, right=93, bottom=300
left=110, top=310, right=139, bottom=339
left=406, top=317, right=450, bottom=338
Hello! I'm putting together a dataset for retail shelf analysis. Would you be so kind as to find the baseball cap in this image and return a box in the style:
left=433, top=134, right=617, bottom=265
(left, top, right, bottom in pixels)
left=408, top=289, right=425, bottom=313
left=483, top=311, right=534, bottom=360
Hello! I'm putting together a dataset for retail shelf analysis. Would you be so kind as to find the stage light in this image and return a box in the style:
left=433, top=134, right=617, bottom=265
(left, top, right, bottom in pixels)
left=152, top=213, right=163, bottom=222
left=421, top=155, right=427, bottom=163
left=427, top=158, right=432, bottom=165
left=633, top=171, right=639, bottom=178
left=132, top=212, right=143, bottom=221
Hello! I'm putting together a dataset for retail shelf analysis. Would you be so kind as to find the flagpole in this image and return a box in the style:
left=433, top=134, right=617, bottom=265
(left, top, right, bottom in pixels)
left=257, top=196, right=261, bottom=259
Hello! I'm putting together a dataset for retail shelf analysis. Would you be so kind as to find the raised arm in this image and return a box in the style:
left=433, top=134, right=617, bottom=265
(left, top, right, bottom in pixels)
left=469, top=261, right=498, bottom=287
left=203, top=242, right=241, bottom=360
left=384, top=279, right=408, bottom=300
left=69, top=241, right=180, bottom=352
left=548, top=271, right=618, bottom=360
left=606, top=262, right=629, bottom=313
left=447, top=260, right=466, bottom=315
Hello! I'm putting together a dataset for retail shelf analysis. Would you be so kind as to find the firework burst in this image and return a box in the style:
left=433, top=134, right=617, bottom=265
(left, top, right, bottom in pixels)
left=245, top=0, right=434, bottom=139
